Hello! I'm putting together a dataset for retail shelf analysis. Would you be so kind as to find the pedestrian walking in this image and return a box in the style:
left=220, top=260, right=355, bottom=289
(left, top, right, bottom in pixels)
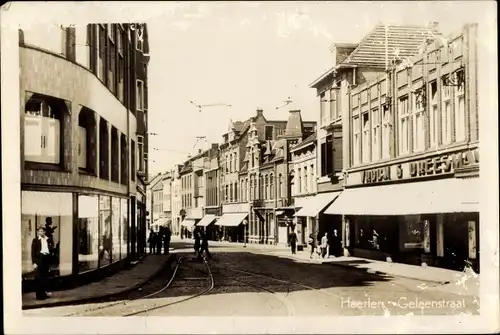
left=332, top=229, right=341, bottom=256
left=154, top=230, right=162, bottom=254
left=148, top=229, right=155, bottom=254
left=31, top=227, right=51, bottom=300
left=199, top=231, right=212, bottom=260
left=163, top=226, right=172, bottom=255
left=308, top=233, right=315, bottom=259
left=289, top=229, right=297, bottom=254
left=320, top=232, right=329, bottom=259
left=193, top=230, right=201, bottom=258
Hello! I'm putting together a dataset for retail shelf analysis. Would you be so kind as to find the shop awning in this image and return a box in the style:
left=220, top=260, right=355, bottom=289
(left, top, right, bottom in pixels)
left=152, top=218, right=170, bottom=227
left=324, top=178, right=479, bottom=215
left=196, top=214, right=217, bottom=227
left=275, top=210, right=285, bottom=216
left=22, top=191, right=73, bottom=216
left=180, top=218, right=196, bottom=228
left=293, top=192, right=341, bottom=217
left=215, top=213, right=248, bottom=227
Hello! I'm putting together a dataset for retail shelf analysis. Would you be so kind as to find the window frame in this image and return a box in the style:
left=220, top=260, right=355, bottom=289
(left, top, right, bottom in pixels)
left=398, top=96, right=410, bottom=155
left=454, top=70, right=466, bottom=142
left=137, top=135, right=144, bottom=173
left=352, top=115, right=361, bottom=165
left=412, top=89, right=425, bottom=152
left=361, top=112, right=370, bottom=163
left=429, top=81, right=439, bottom=148
left=136, top=79, right=144, bottom=111
left=371, top=108, right=381, bottom=161
left=441, top=75, right=452, bottom=145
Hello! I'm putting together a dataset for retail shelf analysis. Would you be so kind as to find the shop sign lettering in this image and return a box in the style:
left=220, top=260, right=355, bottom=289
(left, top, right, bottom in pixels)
left=409, top=149, right=479, bottom=178
left=361, top=166, right=391, bottom=184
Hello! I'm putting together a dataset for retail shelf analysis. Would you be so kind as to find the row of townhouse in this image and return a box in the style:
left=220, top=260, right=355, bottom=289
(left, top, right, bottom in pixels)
left=149, top=22, right=479, bottom=273
left=295, top=22, right=480, bottom=273
left=19, top=23, right=152, bottom=293
left=149, top=107, right=317, bottom=245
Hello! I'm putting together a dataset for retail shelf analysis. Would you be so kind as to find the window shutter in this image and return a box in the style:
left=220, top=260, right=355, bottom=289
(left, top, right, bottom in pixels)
left=333, top=132, right=343, bottom=173
left=326, top=135, right=333, bottom=175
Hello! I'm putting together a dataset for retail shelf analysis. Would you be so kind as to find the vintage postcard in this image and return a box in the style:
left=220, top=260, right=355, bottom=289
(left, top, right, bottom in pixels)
left=1, top=1, right=498, bottom=334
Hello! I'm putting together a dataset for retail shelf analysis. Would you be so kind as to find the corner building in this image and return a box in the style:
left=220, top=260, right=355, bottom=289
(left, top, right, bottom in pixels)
left=324, top=24, right=480, bottom=272
left=19, top=23, right=150, bottom=291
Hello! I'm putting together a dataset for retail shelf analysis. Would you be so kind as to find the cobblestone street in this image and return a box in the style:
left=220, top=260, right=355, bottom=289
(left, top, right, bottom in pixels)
left=24, top=241, right=480, bottom=317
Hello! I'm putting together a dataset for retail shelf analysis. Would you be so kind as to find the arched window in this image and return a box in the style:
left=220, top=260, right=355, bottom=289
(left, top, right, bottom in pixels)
left=270, top=174, right=274, bottom=199
left=304, top=166, right=308, bottom=193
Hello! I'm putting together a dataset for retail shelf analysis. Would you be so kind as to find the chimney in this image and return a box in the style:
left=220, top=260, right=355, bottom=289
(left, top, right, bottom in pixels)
left=198, top=149, right=202, bottom=154
left=211, top=143, right=218, bottom=151
left=427, top=21, right=439, bottom=32
left=284, top=108, right=304, bottom=138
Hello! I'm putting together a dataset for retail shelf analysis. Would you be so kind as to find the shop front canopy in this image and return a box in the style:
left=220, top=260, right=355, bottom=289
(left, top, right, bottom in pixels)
left=324, top=178, right=479, bottom=216
left=22, top=191, right=73, bottom=216
left=196, top=214, right=217, bottom=227
left=215, top=213, right=248, bottom=227
left=180, top=218, right=196, bottom=228
left=293, top=192, right=341, bottom=217
left=151, top=218, right=171, bottom=227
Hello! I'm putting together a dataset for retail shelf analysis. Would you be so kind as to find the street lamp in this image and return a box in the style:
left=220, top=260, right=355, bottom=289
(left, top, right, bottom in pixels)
left=242, top=219, right=248, bottom=248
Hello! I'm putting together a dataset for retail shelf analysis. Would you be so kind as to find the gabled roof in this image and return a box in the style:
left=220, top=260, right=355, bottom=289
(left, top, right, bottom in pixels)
left=341, top=24, right=438, bottom=68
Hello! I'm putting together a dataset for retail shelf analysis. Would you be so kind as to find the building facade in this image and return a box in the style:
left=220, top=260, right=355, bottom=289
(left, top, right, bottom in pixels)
left=324, top=23, right=479, bottom=272
left=19, top=23, right=150, bottom=290
left=162, top=171, right=173, bottom=230
left=146, top=172, right=162, bottom=232
left=303, top=23, right=440, bottom=256
left=290, top=132, right=317, bottom=248
left=170, top=165, right=182, bottom=236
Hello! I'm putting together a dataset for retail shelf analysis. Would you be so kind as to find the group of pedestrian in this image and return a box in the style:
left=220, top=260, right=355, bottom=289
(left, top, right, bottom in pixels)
left=148, top=226, right=172, bottom=255
left=305, top=229, right=343, bottom=259
left=193, top=228, right=212, bottom=260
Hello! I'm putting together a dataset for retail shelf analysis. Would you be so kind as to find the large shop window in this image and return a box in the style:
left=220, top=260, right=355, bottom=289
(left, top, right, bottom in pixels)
left=121, top=198, right=129, bottom=257
left=24, top=96, right=65, bottom=166
left=99, top=196, right=112, bottom=267
left=78, top=195, right=100, bottom=272
left=354, top=217, right=396, bottom=253
left=403, top=215, right=425, bottom=249
left=21, top=191, right=73, bottom=278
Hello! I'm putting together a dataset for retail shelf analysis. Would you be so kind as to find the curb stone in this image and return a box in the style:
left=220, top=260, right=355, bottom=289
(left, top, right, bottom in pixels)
left=22, top=254, right=177, bottom=310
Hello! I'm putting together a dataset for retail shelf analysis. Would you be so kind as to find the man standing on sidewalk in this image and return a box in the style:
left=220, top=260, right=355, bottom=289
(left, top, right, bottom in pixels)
left=31, top=227, right=51, bottom=300
left=289, top=229, right=297, bottom=254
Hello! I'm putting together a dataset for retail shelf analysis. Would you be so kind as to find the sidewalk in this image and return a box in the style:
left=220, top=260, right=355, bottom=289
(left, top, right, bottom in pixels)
left=205, top=238, right=479, bottom=297
left=22, top=254, right=175, bottom=310
left=268, top=249, right=480, bottom=297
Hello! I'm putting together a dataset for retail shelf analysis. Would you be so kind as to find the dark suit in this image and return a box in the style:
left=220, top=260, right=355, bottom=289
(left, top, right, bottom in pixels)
left=31, top=237, right=51, bottom=299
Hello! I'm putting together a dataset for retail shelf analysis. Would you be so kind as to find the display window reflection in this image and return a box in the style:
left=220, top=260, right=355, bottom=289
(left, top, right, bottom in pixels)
left=99, top=195, right=112, bottom=266
left=111, top=197, right=121, bottom=262
left=21, top=191, right=73, bottom=278
left=78, top=195, right=100, bottom=272
left=120, top=198, right=129, bottom=259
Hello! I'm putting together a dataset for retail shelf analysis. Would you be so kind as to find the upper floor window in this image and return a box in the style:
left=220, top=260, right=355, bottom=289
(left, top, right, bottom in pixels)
left=352, top=116, right=361, bottom=165
left=229, top=183, right=233, bottom=202
left=412, top=89, right=425, bottom=152
left=398, top=96, right=410, bottom=155
left=233, top=153, right=237, bottom=172
left=97, top=25, right=106, bottom=82
left=136, top=80, right=144, bottom=111
left=454, top=70, right=466, bottom=142
left=429, top=81, right=439, bottom=148
left=229, top=154, right=233, bottom=172
left=270, top=174, right=274, bottom=199
left=136, top=29, right=143, bottom=52
left=278, top=174, right=283, bottom=198
left=24, top=97, right=63, bottom=165
left=264, top=175, right=269, bottom=199
left=362, top=112, right=370, bottom=163
left=371, top=108, right=381, bottom=161
left=234, top=182, right=238, bottom=202
left=297, top=169, right=302, bottom=195
left=303, top=166, right=308, bottom=193
left=310, top=164, right=315, bottom=193
left=441, top=75, right=452, bottom=145
left=320, top=135, right=333, bottom=176
left=330, top=88, right=339, bottom=120
left=265, top=126, right=274, bottom=140
left=137, top=135, right=144, bottom=173
left=382, top=107, right=391, bottom=159
left=320, top=92, right=327, bottom=125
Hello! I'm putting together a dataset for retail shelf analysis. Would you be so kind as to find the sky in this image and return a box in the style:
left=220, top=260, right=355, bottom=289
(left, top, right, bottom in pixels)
left=146, top=1, right=493, bottom=176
